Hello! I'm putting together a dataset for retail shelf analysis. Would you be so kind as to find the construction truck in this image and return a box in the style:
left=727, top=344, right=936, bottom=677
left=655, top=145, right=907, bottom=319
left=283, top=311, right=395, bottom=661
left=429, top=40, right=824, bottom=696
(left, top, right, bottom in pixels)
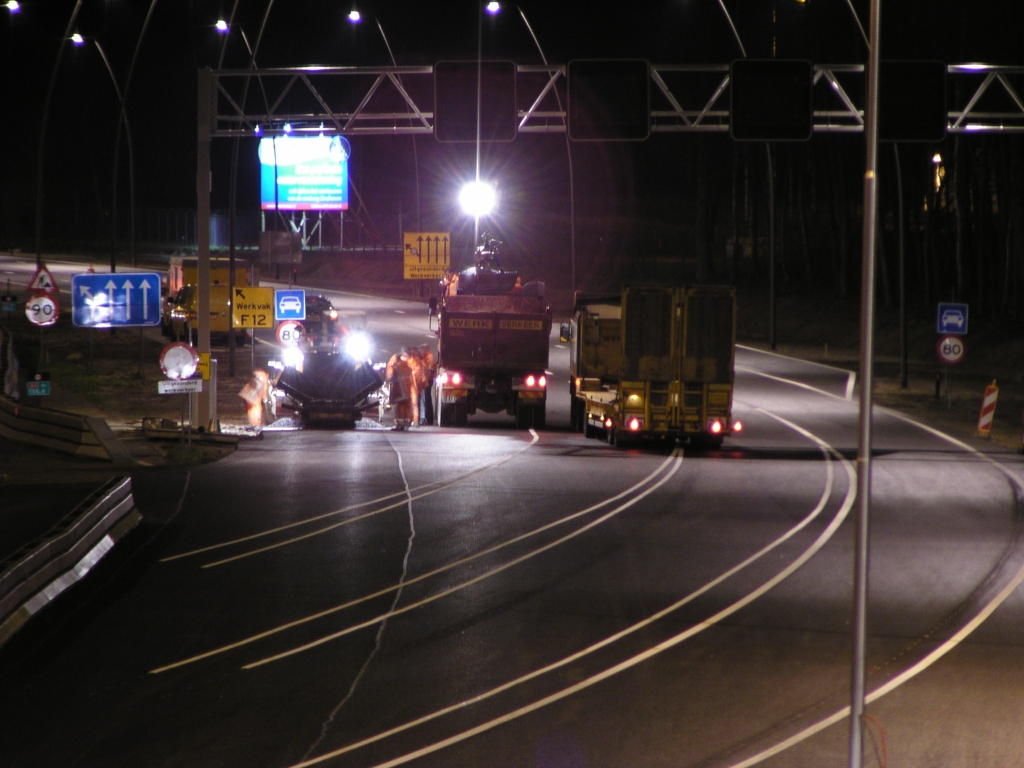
left=431, top=236, right=552, bottom=429
left=562, top=284, right=737, bottom=449
left=271, top=305, right=383, bottom=427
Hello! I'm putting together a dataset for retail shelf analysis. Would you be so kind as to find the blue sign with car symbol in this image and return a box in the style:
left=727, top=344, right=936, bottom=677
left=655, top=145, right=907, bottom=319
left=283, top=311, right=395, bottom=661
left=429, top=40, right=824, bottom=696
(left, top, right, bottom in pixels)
left=936, top=303, right=968, bottom=335
left=275, top=289, right=305, bottom=321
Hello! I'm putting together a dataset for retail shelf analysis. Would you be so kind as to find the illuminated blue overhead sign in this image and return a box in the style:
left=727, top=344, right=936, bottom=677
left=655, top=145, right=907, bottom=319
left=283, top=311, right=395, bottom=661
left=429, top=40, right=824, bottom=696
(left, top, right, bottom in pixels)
left=259, top=135, right=350, bottom=211
left=72, top=272, right=162, bottom=328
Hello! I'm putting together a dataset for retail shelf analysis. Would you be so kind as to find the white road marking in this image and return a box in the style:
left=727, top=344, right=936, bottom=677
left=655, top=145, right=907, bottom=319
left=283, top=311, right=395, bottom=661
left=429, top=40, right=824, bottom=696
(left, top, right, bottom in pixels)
left=845, top=371, right=856, bottom=400
left=150, top=439, right=676, bottom=675
left=722, top=362, right=1024, bottom=767
left=280, top=414, right=854, bottom=768
left=242, top=449, right=687, bottom=669
left=160, top=433, right=540, bottom=564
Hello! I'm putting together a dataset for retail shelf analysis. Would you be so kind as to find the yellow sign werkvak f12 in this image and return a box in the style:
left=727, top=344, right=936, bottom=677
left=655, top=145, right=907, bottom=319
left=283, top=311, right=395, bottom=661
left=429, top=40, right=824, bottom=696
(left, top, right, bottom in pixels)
left=403, top=232, right=450, bottom=280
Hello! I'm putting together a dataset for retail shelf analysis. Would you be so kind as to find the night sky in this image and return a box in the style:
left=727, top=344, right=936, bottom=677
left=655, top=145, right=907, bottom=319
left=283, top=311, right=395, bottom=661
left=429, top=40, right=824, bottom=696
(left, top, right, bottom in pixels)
left=3, top=0, right=1024, bottom=258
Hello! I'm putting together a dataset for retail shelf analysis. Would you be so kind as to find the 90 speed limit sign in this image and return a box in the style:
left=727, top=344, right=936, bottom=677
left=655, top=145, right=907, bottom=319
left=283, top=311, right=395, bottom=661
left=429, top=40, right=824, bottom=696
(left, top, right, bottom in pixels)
left=276, top=320, right=305, bottom=347
left=937, top=335, right=966, bottom=365
left=25, top=292, right=60, bottom=327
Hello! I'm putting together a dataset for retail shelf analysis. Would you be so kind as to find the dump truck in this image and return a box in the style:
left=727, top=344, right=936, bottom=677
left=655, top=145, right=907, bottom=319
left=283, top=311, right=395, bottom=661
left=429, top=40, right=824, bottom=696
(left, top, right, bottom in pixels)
left=432, top=237, right=552, bottom=429
left=562, top=284, right=737, bottom=449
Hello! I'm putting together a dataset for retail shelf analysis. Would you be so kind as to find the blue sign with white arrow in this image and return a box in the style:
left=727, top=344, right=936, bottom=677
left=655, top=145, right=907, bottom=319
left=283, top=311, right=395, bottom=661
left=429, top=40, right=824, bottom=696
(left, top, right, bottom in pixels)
left=274, top=289, right=305, bottom=321
left=936, top=302, right=968, bottom=335
left=72, top=272, right=162, bottom=328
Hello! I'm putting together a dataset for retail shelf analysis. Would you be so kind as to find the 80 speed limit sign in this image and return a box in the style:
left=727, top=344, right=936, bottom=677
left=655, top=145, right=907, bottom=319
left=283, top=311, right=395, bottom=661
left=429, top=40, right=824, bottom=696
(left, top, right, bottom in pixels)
left=937, top=335, right=966, bottom=365
left=25, top=293, right=59, bottom=327
left=276, top=320, right=305, bottom=347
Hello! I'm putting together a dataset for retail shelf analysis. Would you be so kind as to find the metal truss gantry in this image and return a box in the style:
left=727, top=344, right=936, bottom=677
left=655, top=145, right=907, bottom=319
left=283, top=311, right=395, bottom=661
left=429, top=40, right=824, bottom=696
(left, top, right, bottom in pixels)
left=206, top=62, right=1024, bottom=137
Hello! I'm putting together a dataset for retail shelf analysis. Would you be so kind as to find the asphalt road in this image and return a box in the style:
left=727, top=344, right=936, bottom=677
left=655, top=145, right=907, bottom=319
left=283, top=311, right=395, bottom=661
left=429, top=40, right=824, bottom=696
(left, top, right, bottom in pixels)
left=3, top=282, right=1024, bottom=768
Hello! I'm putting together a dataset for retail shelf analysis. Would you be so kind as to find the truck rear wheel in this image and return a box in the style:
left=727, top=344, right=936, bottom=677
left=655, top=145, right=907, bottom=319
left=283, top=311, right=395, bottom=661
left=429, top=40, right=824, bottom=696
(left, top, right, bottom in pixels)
left=439, top=402, right=456, bottom=427
left=455, top=400, right=469, bottom=427
left=583, top=415, right=597, bottom=439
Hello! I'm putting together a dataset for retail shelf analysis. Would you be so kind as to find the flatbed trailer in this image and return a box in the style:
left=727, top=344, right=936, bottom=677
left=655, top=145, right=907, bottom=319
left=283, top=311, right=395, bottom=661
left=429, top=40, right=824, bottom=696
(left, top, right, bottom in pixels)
left=563, top=284, right=737, bottom=449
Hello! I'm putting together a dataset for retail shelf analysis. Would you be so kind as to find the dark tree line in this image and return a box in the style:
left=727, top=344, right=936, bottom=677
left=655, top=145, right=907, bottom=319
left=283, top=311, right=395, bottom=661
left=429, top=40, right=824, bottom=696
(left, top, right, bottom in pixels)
left=688, top=132, right=1024, bottom=325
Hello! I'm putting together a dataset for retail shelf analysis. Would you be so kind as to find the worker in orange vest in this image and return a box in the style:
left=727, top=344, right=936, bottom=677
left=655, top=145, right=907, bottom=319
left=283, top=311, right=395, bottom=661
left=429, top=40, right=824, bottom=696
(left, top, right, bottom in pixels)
left=385, top=348, right=418, bottom=430
left=415, top=344, right=436, bottom=425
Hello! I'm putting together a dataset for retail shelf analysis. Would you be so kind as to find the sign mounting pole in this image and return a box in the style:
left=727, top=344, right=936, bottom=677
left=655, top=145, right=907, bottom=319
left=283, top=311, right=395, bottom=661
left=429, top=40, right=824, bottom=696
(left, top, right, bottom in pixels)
left=849, top=0, right=881, bottom=764
left=197, top=68, right=214, bottom=431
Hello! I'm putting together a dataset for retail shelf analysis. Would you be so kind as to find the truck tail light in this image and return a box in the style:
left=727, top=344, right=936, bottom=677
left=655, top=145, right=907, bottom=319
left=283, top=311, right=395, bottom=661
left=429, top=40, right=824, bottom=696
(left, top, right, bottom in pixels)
left=452, top=372, right=462, bottom=386
left=733, top=420, right=743, bottom=433
left=628, top=417, right=642, bottom=431
left=709, top=418, right=723, bottom=434
left=539, top=375, right=547, bottom=388
left=526, top=374, right=536, bottom=387
left=604, top=418, right=614, bottom=429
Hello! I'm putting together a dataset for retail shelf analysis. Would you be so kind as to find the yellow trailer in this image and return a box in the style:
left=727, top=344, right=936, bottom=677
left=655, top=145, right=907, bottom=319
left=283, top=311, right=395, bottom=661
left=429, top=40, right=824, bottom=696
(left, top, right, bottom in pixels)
left=562, top=285, right=737, bottom=449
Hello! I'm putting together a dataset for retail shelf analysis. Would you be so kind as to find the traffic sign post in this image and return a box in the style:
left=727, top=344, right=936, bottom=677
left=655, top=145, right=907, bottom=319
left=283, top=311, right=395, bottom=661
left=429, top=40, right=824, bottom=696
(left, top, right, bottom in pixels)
left=403, top=232, right=451, bottom=280
left=28, top=264, right=58, bottom=294
left=25, top=293, right=59, bottom=327
left=936, top=302, right=968, bottom=335
left=71, top=272, right=161, bottom=328
left=232, top=287, right=275, bottom=329
left=276, top=320, right=305, bottom=347
left=274, top=289, right=306, bottom=321
left=936, top=335, right=966, bottom=410
left=160, top=342, right=201, bottom=452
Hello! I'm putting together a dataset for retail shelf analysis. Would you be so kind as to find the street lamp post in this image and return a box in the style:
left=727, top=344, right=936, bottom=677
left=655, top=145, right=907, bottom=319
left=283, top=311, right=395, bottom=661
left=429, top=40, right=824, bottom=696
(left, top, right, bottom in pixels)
left=109, top=0, right=161, bottom=271
left=88, top=39, right=137, bottom=276
left=34, top=0, right=86, bottom=268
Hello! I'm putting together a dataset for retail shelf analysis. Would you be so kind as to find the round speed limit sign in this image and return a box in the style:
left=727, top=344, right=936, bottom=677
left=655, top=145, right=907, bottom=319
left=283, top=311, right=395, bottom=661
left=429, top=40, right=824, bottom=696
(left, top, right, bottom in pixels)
left=276, top=320, right=305, bottom=347
left=25, top=292, right=59, bottom=327
left=937, top=335, right=966, bottom=365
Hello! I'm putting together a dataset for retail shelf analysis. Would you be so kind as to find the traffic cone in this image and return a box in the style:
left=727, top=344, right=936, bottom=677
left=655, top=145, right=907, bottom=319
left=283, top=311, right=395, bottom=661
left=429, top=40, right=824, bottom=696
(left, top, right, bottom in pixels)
left=977, top=379, right=998, bottom=437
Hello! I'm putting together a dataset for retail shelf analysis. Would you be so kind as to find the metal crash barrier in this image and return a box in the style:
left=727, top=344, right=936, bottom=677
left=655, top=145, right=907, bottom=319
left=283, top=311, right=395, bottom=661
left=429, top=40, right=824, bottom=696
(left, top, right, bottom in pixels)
left=0, top=477, right=141, bottom=648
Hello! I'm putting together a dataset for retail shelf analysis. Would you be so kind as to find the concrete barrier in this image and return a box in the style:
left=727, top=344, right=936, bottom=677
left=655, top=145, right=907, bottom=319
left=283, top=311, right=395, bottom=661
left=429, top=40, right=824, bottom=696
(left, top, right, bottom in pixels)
left=0, top=476, right=141, bottom=648
left=0, top=396, right=132, bottom=463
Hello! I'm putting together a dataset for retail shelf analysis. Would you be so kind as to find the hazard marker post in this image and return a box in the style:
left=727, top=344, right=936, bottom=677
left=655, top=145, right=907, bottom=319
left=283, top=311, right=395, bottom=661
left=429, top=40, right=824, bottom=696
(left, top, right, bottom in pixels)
left=977, top=379, right=998, bottom=437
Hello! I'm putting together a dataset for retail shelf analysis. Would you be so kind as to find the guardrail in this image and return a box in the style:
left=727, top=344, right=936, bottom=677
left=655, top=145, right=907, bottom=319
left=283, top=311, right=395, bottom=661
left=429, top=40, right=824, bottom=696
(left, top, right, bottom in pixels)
left=0, top=396, right=132, bottom=463
left=0, top=477, right=141, bottom=648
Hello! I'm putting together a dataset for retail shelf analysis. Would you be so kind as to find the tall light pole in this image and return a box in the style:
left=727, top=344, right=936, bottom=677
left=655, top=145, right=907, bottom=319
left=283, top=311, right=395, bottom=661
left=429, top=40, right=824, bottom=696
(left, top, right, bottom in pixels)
left=84, top=38, right=137, bottom=276
left=34, top=0, right=85, bottom=268
left=109, top=0, right=160, bottom=271
left=518, top=7, right=577, bottom=296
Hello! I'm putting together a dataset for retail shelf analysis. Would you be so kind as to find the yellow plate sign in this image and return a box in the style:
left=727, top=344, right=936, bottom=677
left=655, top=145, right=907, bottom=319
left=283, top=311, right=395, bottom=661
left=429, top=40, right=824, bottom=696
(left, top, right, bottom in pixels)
left=232, top=287, right=275, bottom=329
left=403, top=231, right=450, bottom=280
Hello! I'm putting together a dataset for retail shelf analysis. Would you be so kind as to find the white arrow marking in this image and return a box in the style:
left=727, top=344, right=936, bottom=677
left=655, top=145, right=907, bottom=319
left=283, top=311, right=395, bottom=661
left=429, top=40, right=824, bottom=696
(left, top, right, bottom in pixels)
left=78, top=285, right=93, bottom=299
left=139, top=279, right=152, bottom=320
left=122, top=279, right=134, bottom=321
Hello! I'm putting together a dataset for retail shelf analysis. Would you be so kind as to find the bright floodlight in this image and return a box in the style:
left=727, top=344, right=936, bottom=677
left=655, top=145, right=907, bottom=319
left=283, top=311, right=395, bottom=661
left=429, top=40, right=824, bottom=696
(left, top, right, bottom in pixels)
left=348, top=10, right=361, bottom=22
left=459, top=181, right=497, bottom=218
left=485, top=2, right=500, bottom=13
left=343, top=331, right=373, bottom=361
left=71, top=33, right=84, bottom=45
left=215, top=19, right=228, bottom=32
left=6, top=1, right=20, bottom=13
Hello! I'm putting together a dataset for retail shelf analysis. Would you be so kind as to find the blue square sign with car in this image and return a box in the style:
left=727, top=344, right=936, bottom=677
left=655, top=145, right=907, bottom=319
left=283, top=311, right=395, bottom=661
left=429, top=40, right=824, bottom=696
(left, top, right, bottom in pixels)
left=936, top=302, right=968, bottom=335
left=275, top=289, right=305, bottom=321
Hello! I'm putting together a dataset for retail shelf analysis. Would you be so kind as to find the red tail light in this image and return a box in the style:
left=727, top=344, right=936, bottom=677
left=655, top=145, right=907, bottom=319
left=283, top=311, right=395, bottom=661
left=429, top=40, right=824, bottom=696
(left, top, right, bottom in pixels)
left=628, top=417, right=641, bottom=431
left=710, top=420, right=723, bottom=434
left=604, top=418, right=614, bottom=429
left=539, top=375, right=547, bottom=387
left=526, top=374, right=536, bottom=387
left=452, top=372, right=462, bottom=386
left=733, top=420, right=743, bottom=432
